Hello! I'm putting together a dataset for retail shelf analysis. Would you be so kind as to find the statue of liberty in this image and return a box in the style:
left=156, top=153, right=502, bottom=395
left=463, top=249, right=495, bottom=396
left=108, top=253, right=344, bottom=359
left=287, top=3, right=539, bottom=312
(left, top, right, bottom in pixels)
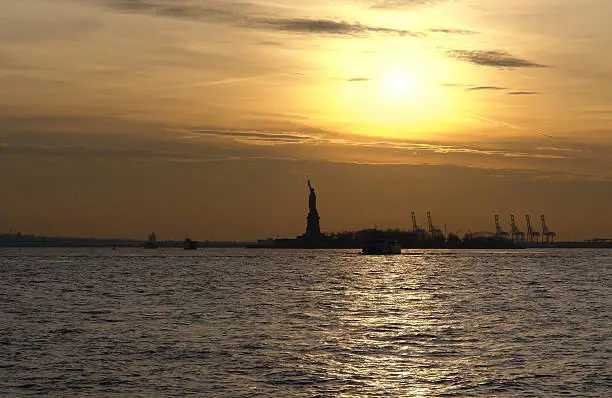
left=305, top=180, right=321, bottom=238
left=308, top=180, right=317, bottom=213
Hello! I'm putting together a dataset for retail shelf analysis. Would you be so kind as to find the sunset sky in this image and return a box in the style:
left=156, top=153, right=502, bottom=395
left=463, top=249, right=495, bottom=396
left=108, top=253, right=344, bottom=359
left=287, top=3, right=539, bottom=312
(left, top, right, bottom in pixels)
left=1, top=0, right=611, bottom=241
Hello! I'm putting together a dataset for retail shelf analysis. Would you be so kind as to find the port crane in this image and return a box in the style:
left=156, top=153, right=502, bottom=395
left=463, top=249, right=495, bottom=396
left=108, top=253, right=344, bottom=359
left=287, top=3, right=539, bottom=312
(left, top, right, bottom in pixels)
left=509, top=214, right=525, bottom=241
left=427, top=212, right=444, bottom=238
left=494, top=215, right=509, bottom=238
left=541, top=215, right=556, bottom=243
left=411, top=212, right=426, bottom=237
left=525, top=215, right=540, bottom=243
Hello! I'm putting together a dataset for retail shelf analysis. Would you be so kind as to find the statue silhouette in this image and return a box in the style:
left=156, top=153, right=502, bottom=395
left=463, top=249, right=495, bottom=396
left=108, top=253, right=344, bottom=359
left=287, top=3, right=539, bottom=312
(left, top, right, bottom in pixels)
left=305, top=180, right=321, bottom=238
left=308, top=180, right=317, bottom=213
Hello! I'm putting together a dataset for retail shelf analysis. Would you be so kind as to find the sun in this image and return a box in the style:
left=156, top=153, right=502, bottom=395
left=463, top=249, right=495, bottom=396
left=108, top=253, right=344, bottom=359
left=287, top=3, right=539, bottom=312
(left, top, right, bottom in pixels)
left=328, top=47, right=459, bottom=138
left=379, top=67, right=423, bottom=103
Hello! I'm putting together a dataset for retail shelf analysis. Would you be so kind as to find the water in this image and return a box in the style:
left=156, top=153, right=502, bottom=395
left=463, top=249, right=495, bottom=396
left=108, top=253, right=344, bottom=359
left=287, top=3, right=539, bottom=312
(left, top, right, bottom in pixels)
left=1, top=248, right=610, bottom=397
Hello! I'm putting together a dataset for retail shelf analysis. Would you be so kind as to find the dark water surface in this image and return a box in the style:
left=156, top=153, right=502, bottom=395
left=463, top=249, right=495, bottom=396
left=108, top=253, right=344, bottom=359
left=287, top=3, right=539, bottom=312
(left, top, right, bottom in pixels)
left=1, top=248, right=610, bottom=397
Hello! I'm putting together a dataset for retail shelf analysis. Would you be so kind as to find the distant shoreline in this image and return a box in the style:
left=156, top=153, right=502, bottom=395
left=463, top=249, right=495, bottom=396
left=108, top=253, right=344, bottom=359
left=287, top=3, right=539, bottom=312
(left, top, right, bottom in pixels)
left=1, top=234, right=610, bottom=249
left=0, top=234, right=253, bottom=248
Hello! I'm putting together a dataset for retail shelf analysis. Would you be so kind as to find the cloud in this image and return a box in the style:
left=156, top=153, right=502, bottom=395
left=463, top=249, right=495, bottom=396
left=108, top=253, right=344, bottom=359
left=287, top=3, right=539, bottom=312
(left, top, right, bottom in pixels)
left=362, top=140, right=568, bottom=159
left=258, top=41, right=284, bottom=46
left=535, top=146, right=583, bottom=153
left=257, top=18, right=420, bottom=37
left=96, top=0, right=477, bottom=40
left=8, top=125, right=608, bottom=181
left=439, top=82, right=471, bottom=88
left=466, top=86, right=507, bottom=91
left=368, top=0, right=444, bottom=9
left=430, top=28, right=478, bottom=35
left=508, top=91, right=541, bottom=95
left=447, top=85, right=541, bottom=95
left=185, top=129, right=320, bottom=145
left=102, top=0, right=239, bottom=21
left=448, top=50, right=548, bottom=69
left=176, top=127, right=572, bottom=161
left=347, top=77, right=371, bottom=82
left=582, top=109, right=612, bottom=115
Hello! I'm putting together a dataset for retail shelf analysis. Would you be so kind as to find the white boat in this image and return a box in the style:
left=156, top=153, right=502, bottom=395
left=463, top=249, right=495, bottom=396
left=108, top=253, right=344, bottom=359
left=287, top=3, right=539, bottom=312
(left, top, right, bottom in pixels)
left=144, top=232, right=159, bottom=249
left=361, top=237, right=402, bottom=255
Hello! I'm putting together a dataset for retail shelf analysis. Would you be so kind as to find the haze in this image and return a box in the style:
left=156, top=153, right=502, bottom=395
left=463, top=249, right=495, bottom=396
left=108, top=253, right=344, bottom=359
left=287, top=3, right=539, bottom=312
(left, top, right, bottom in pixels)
left=1, top=0, right=611, bottom=241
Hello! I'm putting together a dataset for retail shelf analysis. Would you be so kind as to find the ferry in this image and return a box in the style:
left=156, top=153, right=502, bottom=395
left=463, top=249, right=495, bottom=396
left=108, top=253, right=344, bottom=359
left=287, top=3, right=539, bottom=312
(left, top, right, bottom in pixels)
left=184, top=238, right=198, bottom=250
left=361, top=237, right=402, bottom=255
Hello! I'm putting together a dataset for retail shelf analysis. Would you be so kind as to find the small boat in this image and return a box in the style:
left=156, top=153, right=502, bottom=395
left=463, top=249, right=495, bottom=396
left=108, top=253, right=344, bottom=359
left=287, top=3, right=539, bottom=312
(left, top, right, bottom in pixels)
left=361, top=237, right=402, bottom=255
left=143, top=232, right=159, bottom=249
left=184, top=238, right=198, bottom=250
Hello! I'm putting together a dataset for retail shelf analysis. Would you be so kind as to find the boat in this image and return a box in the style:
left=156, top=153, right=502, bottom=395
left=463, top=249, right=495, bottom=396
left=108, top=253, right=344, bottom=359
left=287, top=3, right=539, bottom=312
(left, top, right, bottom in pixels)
left=361, top=236, right=402, bottom=255
left=184, top=238, right=198, bottom=250
left=143, top=232, right=159, bottom=249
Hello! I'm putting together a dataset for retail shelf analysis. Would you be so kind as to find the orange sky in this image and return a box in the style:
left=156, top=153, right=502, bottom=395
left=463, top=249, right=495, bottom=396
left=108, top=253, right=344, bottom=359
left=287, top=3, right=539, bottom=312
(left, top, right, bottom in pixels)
left=1, top=0, right=611, bottom=241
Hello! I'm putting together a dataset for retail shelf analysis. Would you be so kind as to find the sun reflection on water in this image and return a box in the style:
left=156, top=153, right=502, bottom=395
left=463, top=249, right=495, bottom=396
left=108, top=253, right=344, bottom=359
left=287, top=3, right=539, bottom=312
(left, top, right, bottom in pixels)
left=294, top=252, right=482, bottom=396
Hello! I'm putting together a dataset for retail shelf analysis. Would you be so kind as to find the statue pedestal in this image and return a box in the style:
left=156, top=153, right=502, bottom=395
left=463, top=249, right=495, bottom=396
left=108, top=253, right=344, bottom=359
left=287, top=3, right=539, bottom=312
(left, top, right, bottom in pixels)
left=305, top=211, right=321, bottom=238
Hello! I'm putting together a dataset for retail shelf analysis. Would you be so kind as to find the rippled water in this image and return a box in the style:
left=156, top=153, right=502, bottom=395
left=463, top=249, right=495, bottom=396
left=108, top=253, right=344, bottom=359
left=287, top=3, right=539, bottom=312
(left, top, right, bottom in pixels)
left=1, top=248, right=610, bottom=396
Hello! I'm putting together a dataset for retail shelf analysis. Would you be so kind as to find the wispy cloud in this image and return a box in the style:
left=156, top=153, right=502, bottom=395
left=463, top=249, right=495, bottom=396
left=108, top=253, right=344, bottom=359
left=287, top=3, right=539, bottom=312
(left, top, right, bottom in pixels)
left=458, top=113, right=555, bottom=139
left=101, top=0, right=243, bottom=22
left=185, top=129, right=319, bottom=145
left=258, top=41, right=284, bottom=46
left=430, top=28, right=477, bottom=35
left=368, top=0, right=445, bottom=9
left=257, top=18, right=421, bottom=37
left=535, top=146, right=583, bottom=153
left=347, top=77, right=371, bottom=82
left=466, top=86, right=506, bottom=91
left=176, top=127, right=570, bottom=161
left=439, top=82, right=471, bottom=88
left=507, top=91, right=541, bottom=95
left=448, top=50, right=548, bottom=69
left=97, top=0, right=467, bottom=39
left=360, top=140, right=567, bottom=159
left=447, top=85, right=541, bottom=95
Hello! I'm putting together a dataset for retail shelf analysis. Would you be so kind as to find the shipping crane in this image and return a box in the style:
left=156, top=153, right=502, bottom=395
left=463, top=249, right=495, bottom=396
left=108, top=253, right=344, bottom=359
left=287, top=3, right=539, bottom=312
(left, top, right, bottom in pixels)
left=427, top=212, right=444, bottom=238
left=411, top=211, right=426, bottom=237
left=494, top=214, right=509, bottom=239
left=541, top=215, right=556, bottom=243
left=509, top=214, right=525, bottom=241
left=526, top=215, right=540, bottom=243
